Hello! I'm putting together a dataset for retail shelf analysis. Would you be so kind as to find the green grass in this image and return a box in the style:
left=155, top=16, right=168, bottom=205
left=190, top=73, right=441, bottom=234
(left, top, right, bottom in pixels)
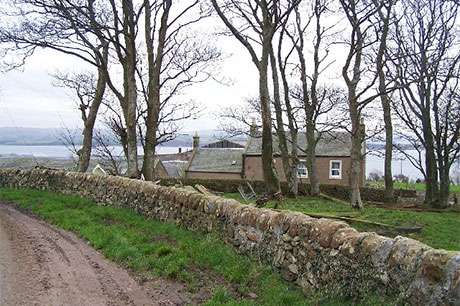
left=0, top=188, right=392, bottom=305
left=366, top=180, right=460, bottom=193
left=394, top=181, right=460, bottom=193
left=224, top=194, right=460, bottom=251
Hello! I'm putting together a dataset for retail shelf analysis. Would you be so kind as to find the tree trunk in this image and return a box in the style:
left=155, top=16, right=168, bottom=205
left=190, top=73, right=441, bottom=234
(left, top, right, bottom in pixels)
left=122, top=0, right=139, bottom=179
left=382, top=98, right=394, bottom=202
left=438, top=163, right=450, bottom=208
left=77, top=48, right=108, bottom=173
left=307, top=86, right=320, bottom=196
left=124, top=67, right=139, bottom=179
left=349, top=90, right=363, bottom=209
left=119, top=128, right=129, bottom=162
left=305, top=122, right=319, bottom=196
left=278, top=35, right=298, bottom=197
left=423, top=116, right=439, bottom=207
left=77, top=129, right=94, bottom=173
left=141, top=89, right=160, bottom=181
left=350, top=139, right=363, bottom=209
left=288, top=154, right=299, bottom=195
left=142, top=0, right=170, bottom=181
left=341, top=3, right=365, bottom=209
left=210, top=0, right=281, bottom=194
left=425, top=150, right=439, bottom=206
left=298, top=18, right=320, bottom=197
left=269, top=46, right=293, bottom=196
left=374, top=3, right=394, bottom=203
left=260, top=41, right=280, bottom=194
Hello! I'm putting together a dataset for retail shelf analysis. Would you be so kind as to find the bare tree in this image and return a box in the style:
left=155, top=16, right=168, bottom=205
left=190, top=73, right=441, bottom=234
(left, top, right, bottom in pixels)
left=141, top=0, right=220, bottom=181
left=211, top=0, right=300, bottom=194
left=390, top=0, right=460, bottom=207
left=103, top=78, right=202, bottom=178
left=0, top=0, right=111, bottom=173
left=339, top=0, right=381, bottom=209
left=269, top=41, right=295, bottom=196
left=218, top=98, right=263, bottom=138
left=51, top=64, right=108, bottom=173
left=281, top=0, right=340, bottom=196
left=372, top=0, right=396, bottom=202
left=100, top=0, right=142, bottom=178
left=1, top=1, right=219, bottom=181
left=277, top=28, right=300, bottom=196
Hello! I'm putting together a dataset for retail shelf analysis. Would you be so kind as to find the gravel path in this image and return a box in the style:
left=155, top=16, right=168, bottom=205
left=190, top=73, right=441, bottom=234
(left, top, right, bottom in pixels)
left=0, top=203, right=187, bottom=306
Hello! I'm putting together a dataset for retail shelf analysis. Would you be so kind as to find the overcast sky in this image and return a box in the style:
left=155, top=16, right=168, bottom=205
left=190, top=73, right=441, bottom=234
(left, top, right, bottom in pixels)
left=0, top=34, right=261, bottom=132
left=0, top=3, right=345, bottom=134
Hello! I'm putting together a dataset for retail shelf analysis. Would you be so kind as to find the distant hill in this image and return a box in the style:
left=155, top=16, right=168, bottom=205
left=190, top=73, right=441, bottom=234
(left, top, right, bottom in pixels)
left=0, top=127, right=419, bottom=150
left=0, top=127, right=66, bottom=145
left=0, top=127, right=247, bottom=146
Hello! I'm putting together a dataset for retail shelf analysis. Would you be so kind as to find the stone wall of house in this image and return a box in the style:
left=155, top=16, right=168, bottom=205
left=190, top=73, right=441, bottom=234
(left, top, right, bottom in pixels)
left=0, top=169, right=458, bottom=305
left=185, top=171, right=243, bottom=180
left=244, top=156, right=366, bottom=187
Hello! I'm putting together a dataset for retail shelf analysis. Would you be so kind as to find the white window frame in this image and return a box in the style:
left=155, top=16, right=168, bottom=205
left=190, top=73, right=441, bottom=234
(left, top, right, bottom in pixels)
left=329, top=160, right=342, bottom=179
left=297, top=160, right=308, bottom=178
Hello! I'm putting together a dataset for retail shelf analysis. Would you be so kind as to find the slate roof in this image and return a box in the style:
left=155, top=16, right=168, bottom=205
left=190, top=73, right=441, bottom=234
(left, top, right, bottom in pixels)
left=157, top=151, right=193, bottom=162
left=202, top=139, right=245, bottom=149
left=245, top=131, right=352, bottom=157
left=162, top=160, right=189, bottom=177
left=187, top=148, right=244, bottom=173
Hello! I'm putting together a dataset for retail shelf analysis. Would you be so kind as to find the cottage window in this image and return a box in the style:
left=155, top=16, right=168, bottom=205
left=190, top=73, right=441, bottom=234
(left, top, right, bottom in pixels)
left=297, top=160, right=308, bottom=178
left=329, top=160, right=342, bottom=179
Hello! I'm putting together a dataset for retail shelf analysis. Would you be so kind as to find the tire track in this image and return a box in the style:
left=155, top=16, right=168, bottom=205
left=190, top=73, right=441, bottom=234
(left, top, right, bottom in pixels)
left=0, top=203, right=158, bottom=306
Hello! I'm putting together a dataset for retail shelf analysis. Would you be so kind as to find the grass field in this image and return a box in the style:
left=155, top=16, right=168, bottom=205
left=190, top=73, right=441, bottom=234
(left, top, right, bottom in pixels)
left=0, top=188, right=394, bottom=305
left=224, top=194, right=460, bottom=251
left=366, top=180, right=460, bottom=193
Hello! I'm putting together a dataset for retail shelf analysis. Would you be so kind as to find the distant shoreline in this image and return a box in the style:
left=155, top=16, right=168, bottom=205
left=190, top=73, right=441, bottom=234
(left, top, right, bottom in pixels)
left=0, top=143, right=67, bottom=146
left=0, top=143, right=191, bottom=147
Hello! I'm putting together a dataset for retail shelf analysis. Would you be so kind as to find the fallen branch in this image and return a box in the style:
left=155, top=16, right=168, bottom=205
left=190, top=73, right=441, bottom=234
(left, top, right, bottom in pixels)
left=303, top=212, right=393, bottom=227
left=301, top=212, right=423, bottom=234
left=319, top=193, right=350, bottom=206
left=195, top=184, right=214, bottom=196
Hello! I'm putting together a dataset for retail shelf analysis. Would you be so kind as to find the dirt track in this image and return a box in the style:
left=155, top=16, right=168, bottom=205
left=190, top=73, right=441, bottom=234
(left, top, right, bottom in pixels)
left=0, top=203, right=188, bottom=306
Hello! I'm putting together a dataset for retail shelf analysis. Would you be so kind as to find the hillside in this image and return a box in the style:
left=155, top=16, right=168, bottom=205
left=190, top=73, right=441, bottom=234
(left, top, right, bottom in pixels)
left=0, top=127, right=246, bottom=146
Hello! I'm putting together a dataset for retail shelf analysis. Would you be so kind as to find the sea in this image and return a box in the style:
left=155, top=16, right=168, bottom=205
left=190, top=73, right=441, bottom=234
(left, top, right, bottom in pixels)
left=0, top=145, right=186, bottom=158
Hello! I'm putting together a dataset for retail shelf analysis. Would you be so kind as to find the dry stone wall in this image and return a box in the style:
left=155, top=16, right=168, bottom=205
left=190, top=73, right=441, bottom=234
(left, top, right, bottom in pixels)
left=0, top=169, right=458, bottom=305
left=159, top=177, right=417, bottom=203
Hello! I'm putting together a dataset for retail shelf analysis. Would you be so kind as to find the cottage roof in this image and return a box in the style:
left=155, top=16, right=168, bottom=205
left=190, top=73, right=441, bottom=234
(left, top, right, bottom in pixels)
left=202, top=139, right=245, bottom=149
left=157, top=151, right=193, bottom=162
left=162, top=160, right=188, bottom=177
left=187, top=148, right=244, bottom=173
left=245, top=131, right=352, bottom=157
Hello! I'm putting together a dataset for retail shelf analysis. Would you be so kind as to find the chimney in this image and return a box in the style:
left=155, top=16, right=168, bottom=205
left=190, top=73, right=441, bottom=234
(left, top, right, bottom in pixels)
left=192, top=132, right=200, bottom=149
left=249, top=118, right=258, bottom=137
left=178, top=147, right=182, bottom=153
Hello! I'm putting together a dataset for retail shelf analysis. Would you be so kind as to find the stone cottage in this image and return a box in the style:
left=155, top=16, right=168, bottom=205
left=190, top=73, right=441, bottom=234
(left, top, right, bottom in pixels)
left=243, top=132, right=365, bottom=186
left=180, top=131, right=364, bottom=186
